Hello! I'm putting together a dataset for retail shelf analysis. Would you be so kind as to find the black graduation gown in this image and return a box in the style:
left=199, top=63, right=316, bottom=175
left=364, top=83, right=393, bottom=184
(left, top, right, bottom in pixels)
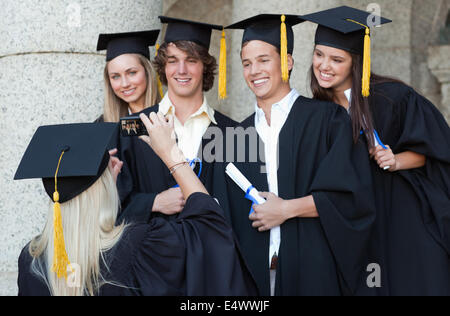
left=94, top=114, right=105, bottom=123
left=93, top=114, right=119, bottom=150
left=359, top=82, right=450, bottom=296
left=117, top=104, right=237, bottom=224
left=18, top=192, right=258, bottom=296
left=211, top=96, right=375, bottom=296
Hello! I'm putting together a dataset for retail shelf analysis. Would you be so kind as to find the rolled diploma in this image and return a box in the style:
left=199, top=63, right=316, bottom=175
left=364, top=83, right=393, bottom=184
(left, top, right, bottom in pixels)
left=373, top=130, right=390, bottom=170
left=225, top=163, right=266, bottom=205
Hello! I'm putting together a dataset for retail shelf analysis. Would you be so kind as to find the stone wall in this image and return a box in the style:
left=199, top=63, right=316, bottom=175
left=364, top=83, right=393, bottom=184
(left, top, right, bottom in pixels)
left=0, top=0, right=162, bottom=296
left=429, top=45, right=450, bottom=122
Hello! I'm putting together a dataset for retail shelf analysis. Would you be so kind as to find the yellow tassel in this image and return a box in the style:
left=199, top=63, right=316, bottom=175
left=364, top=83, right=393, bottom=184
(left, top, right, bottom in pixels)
left=361, top=28, right=371, bottom=97
left=345, top=19, right=371, bottom=97
left=51, top=151, right=71, bottom=279
left=280, top=15, right=289, bottom=82
left=51, top=194, right=71, bottom=279
left=218, top=29, right=227, bottom=100
left=155, top=43, right=164, bottom=99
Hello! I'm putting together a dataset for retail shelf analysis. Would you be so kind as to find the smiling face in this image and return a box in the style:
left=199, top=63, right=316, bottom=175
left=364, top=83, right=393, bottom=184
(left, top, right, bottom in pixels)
left=312, top=44, right=353, bottom=93
left=164, top=43, right=204, bottom=100
left=107, top=54, right=148, bottom=106
left=241, top=40, right=293, bottom=105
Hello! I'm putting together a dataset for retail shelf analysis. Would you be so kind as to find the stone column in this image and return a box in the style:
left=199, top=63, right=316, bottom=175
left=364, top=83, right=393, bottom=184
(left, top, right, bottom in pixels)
left=428, top=45, right=450, bottom=123
left=0, top=0, right=162, bottom=296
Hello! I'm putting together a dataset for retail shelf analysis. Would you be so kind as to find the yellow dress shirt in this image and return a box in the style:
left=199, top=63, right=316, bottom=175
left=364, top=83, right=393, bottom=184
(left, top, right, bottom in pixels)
left=159, top=94, right=217, bottom=160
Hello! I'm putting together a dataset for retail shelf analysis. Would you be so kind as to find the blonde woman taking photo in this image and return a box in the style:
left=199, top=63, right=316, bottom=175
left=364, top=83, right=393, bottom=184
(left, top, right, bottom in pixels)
left=95, top=30, right=161, bottom=122
left=15, top=122, right=257, bottom=296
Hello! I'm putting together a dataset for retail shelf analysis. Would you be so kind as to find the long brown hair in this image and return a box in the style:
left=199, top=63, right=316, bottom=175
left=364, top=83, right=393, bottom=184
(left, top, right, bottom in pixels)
left=310, top=52, right=403, bottom=147
left=103, top=54, right=159, bottom=122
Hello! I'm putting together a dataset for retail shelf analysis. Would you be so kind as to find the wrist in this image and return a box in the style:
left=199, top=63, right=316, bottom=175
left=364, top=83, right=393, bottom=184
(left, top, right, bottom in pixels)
left=169, top=161, right=189, bottom=175
left=152, top=194, right=161, bottom=213
left=286, top=195, right=318, bottom=218
left=162, top=147, right=186, bottom=169
left=391, top=155, right=400, bottom=172
left=282, top=199, right=296, bottom=220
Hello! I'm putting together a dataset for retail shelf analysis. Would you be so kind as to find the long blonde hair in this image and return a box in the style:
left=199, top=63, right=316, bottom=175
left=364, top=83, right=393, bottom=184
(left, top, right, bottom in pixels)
left=103, top=54, right=159, bottom=122
left=28, top=168, right=127, bottom=296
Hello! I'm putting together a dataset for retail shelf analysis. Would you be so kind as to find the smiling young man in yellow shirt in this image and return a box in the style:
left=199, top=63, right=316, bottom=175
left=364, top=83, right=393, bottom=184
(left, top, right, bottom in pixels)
left=116, top=17, right=236, bottom=224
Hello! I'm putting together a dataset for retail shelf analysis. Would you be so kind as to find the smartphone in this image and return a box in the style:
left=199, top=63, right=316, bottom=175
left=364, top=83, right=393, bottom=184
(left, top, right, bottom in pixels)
left=119, top=116, right=148, bottom=137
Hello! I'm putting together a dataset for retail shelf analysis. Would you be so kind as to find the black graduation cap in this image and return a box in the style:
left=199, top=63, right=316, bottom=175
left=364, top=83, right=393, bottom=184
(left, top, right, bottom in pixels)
left=97, top=30, right=160, bottom=61
left=225, top=14, right=304, bottom=54
left=226, top=14, right=304, bottom=82
left=302, top=6, right=392, bottom=55
left=159, top=16, right=223, bottom=50
left=302, top=6, right=391, bottom=97
left=14, top=123, right=118, bottom=203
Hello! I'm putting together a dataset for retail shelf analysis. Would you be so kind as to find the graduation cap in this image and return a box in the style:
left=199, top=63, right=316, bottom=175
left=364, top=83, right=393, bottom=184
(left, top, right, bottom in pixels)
left=226, top=14, right=304, bottom=82
left=302, top=6, right=391, bottom=96
left=159, top=16, right=223, bottom=50
left=14, top=123, right=118, bottom=278
left=97, top=30, right=160, bottom=61
left=159, top=16, right=228, bottom=99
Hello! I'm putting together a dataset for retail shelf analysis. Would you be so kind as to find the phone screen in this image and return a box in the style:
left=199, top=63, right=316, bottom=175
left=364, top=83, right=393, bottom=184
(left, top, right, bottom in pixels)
left=119, top=116, right=148, bottom=137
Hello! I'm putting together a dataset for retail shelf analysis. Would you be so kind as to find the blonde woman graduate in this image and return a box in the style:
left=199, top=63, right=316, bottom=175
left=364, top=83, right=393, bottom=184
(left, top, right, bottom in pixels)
left=95, top=30, right=161, bottom=123
left=15, top=121, right=257, bottom=296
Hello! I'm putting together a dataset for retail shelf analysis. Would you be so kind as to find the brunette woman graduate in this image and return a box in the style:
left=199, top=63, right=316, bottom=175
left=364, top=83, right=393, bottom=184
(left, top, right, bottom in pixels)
left=304, top=6, right=450, bottom=295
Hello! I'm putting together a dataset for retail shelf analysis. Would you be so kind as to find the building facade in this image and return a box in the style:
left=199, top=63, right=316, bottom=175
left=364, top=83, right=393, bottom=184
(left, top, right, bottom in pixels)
left=1, top=0, right=448, bottom=295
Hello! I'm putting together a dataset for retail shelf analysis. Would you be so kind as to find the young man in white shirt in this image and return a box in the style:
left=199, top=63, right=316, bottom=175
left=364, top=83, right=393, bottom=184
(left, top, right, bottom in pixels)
left=213, top=14, right=375, bottom=296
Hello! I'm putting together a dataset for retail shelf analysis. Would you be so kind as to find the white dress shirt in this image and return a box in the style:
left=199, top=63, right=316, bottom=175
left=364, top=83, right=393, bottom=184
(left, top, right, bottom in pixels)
left=254, top=89, right=300, bottom=268
left=159, top=94, right=217, bottom=160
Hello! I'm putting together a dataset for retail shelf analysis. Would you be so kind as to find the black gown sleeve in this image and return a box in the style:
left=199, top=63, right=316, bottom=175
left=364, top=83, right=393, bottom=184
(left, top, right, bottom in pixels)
left=116, top=136, right=157, bottom=224
left=130, top=220, right=186, bottom=296
left=130, top=192, right=258, bottom=296
left=395, top=87, right=450, bottom=163
left=394, top=87, right=450, bottom=193
left=393, top=87, right=450, bottom=253
left=169, top=192, right=258, bottom=296
left=309, top=106, right=376, bottom=294
left=17, top=245, right=51, bottom=296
